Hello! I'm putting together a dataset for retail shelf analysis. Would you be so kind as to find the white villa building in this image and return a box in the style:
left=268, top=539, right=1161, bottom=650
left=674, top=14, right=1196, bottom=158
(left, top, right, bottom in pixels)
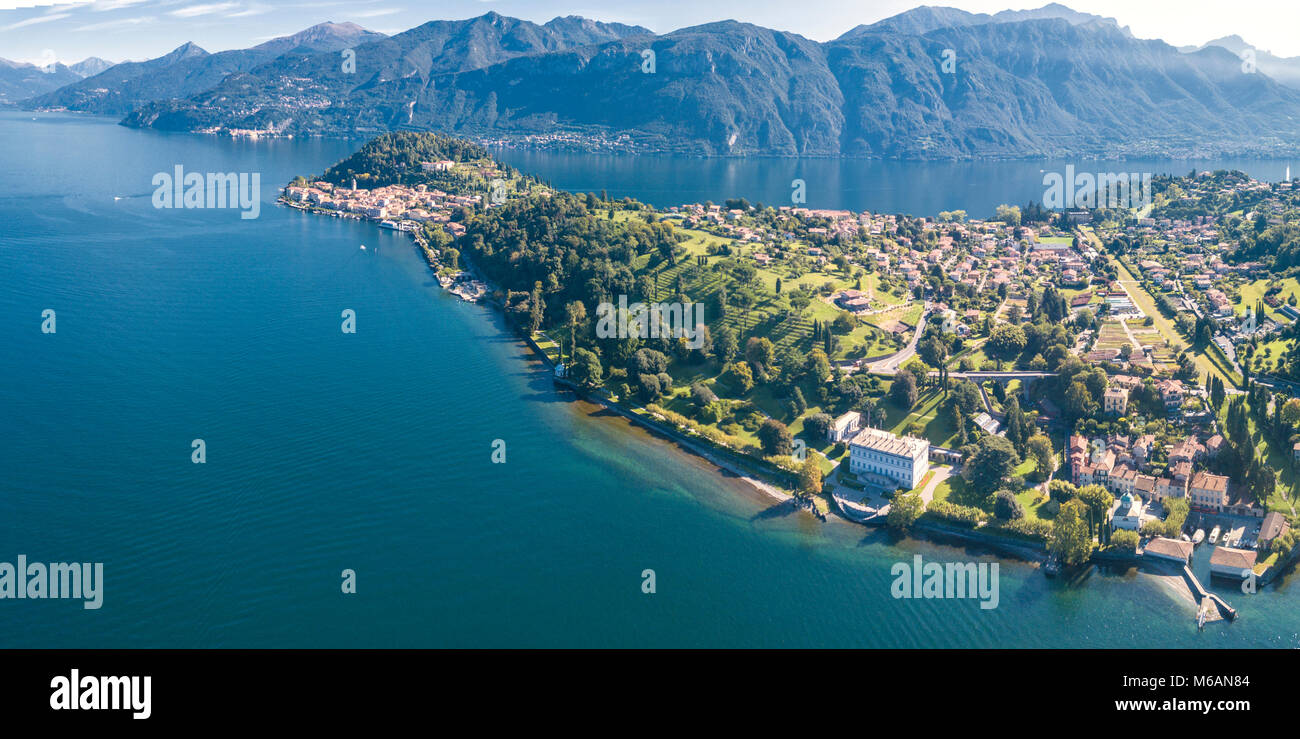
left=848, top=428, right=930, bottom=490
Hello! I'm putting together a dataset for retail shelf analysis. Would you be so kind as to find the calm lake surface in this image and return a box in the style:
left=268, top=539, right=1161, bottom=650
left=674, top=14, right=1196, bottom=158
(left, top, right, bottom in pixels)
left=1, top=110, right=1298, bottom=647
left=492, top=148, right=1297, bottom=216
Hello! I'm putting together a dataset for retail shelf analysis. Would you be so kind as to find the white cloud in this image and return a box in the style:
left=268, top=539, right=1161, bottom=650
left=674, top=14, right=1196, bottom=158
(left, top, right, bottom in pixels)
left=167, top=1, right=237, bottom=18
left=73, top=14, right=155, bottom=31
left=90, top=0, right=151, bottom=11
left=1, top=12, right=69, bottom=30
left=351, top=7, right=401, bottom=18
left=227, top=4, right=269, bottom=18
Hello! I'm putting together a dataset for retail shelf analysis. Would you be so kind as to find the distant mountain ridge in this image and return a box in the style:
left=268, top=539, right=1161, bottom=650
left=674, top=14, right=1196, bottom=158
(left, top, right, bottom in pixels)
left=0, top=58, right=82, bottom=106
left=1181, top=35, right=1300, bottom=91
left=23, top=22, right=385, bottom=115
left=250, top=21, right=382, bottom=56
left=837, top=3, right=1130, bottom=40
left=69, top=57, right=115, bottom=78
left=119, top=12, right=655, bottom=134
left=24, top=5, right=1300, bottom=159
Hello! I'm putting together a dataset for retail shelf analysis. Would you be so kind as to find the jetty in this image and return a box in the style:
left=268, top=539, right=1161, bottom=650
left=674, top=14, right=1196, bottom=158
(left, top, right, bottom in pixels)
left=1182, top=563, right=1238, bottom=623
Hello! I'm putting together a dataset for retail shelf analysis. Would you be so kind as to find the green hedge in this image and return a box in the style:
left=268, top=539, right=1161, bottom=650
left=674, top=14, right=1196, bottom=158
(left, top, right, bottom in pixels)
left=926, top=500, right=988, bottom=527
left=991, top=518, right=1052, bottom=541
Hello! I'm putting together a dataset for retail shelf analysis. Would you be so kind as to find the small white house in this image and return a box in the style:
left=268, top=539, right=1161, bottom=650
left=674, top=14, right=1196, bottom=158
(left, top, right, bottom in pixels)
left=828, top=411, right=861, bottom=443
left=1110, top=493, right=1147, bottom=531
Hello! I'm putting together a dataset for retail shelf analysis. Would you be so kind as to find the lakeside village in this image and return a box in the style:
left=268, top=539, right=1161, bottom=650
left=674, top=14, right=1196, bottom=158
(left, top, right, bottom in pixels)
left=282, top=157, right=497, bottom=301
left=282, top=134, right=1300, bottom=623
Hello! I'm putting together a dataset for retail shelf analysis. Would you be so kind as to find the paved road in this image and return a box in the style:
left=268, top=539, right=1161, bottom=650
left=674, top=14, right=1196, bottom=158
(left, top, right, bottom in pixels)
left=918, top=465, right=952, bottom=506
left=1256, top=375, right=1300, bottom=397
left=976, top=382, right=996, bottom=416
left=866, top=302, right=930, bottom=374
left=1213, top=333, right=1244, bottom=376
left=948, top=370, right=1056, bottom=380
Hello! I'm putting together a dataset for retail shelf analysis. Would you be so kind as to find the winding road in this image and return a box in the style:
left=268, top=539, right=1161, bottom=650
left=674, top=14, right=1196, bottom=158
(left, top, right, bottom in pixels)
left=866, top=301, right=930, bottom=374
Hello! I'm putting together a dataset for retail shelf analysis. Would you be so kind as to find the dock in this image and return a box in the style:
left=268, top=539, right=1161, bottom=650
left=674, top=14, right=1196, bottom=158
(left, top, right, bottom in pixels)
left=830, top=491, right=886, bottom=523
left=1182, top=564, right=1238, bottom=623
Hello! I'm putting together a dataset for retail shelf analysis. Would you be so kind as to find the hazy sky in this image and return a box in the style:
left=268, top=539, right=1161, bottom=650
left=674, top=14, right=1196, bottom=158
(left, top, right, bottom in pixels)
left=2, top=0, right=1299, bottom=65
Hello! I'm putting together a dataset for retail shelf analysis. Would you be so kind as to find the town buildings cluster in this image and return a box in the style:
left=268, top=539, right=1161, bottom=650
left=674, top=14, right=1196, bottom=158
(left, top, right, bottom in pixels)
left=1066, top=429, right=1258, bottom=521
left=284, top=166, right=488, bottom=237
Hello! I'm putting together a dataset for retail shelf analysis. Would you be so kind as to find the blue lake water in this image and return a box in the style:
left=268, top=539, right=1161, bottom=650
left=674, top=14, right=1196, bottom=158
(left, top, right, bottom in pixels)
left=492, top=148, right=1297, bottom=216
left=1, top=110, right=1298, bottom=647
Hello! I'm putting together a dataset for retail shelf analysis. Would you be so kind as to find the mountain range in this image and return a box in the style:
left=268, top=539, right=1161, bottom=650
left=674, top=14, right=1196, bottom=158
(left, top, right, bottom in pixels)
left=18, top=5, right=1300, bottom=159
left=1179, top=35, right=1300, bottom=91
left=0, top=55, right=115, bottom=106
left=838, top=2, right=1131, bottom=39
left=22, top=22, right=383, bottom=116
left=118, top=13, right=655, bottom=136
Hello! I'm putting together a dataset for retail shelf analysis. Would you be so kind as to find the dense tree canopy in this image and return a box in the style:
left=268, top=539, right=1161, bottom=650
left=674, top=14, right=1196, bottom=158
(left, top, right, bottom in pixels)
left=461, top=191, right=682, bottom=330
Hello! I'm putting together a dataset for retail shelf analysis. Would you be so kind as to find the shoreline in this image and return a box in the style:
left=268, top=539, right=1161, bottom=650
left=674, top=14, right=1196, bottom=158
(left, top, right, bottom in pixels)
left=286, top=196, right=1061, bottom=557
left=274, top=183, right=1254, bottom=601
left=571, top=387, right=796, bottom=506
left=371, top=208, right=811, bottom=512
left=58, top=113, right=1300, bottom=162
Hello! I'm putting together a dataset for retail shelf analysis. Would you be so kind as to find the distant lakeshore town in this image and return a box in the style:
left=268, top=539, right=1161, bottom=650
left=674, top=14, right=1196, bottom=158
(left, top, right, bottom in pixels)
left=282, top=132, right=1300, bottom=625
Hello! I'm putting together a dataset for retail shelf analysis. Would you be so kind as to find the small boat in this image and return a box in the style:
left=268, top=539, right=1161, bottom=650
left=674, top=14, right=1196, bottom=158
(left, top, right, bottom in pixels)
left=1042, top=553, right=1062, bottom=578
left=1192, top=529, right=1205, bottom=544
left=359, top=245, right=366, bottom=250
left=1181, top=533, right=1191, bottom=542
left=1209, top=526, right=1221, bottom=545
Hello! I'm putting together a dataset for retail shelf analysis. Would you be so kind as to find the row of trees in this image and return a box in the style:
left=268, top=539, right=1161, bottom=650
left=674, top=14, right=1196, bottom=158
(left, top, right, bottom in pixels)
left=1209, top=392, right=1278, bottom=507
left=1047, top=481, right=1115, bottom=565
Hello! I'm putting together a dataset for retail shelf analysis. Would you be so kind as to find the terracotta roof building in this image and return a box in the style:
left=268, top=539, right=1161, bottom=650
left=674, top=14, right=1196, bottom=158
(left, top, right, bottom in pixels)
left=1144, top=537, right=1193, bottom=564
left=1259, top=512, right=1290, bottom=549
left=1209, top=546, right=1257, bottom=579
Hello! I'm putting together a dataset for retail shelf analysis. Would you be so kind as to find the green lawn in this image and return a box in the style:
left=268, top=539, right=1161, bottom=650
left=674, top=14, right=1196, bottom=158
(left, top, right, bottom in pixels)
left=1243, top=337, right=1295, bottom=376
left=532, top=332, right=562, bottom=365
left=862, top=271, right=905, bottom=306
left=1215, top=402, right=1298, bottom=515
left=885, top=388, right=959, bottom=448
left=1236, top=277, right=1300, bottom=324
left=929, top=462, right=1051, bottom=521
left=1015, top=488, right=1052, bottom=522
left=932, top=474, right=964, bottom=504
left=951, top=344, right=1000, bottom=371
left=807, top=298, right=899, bottom=360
